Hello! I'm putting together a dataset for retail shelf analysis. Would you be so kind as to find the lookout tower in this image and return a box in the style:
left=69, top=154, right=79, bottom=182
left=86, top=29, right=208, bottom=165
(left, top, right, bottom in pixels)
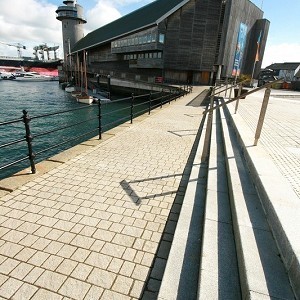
left=56, top=0, right=86, bottom=63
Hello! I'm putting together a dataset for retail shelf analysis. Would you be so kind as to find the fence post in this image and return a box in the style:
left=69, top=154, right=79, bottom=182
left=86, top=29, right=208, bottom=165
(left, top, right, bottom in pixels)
left=201, top=86, right=215, bottom=162
left=98, top=98, right=102, bottom=139
left=130, top=93, right=134, bottom=124
left=22, top=110, right=36, bottom=174
left=254, top=87, right=271, bottom=146
left=228, top=82, right=233, bottom=100
left=148, top=92, right=152, bottom=115
left=234, top=84, right=242, bottom=113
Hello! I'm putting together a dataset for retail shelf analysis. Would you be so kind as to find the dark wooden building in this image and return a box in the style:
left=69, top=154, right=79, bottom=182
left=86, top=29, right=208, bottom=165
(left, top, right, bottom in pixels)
left=70, top=0, right=269, bottom=84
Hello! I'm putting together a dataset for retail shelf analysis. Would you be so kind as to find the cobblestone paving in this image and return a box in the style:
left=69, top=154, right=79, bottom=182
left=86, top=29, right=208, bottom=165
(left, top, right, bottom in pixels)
left=230, top=89, right=300, bottom=198
left=0, top=88, right=205, bottom=299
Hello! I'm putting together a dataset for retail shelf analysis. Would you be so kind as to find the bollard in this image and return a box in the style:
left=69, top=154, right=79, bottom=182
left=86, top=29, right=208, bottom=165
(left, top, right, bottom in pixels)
left=22, top=110, right=36, bottom=174
left=98, top=98, right=102, bottom=139
left=130, top=93, right=134, bottom=124
left=201, top=86, right=215, bottom=162
left=148, top=92, right=152, bottom=115
left=234, top=84, right=242, bottom=113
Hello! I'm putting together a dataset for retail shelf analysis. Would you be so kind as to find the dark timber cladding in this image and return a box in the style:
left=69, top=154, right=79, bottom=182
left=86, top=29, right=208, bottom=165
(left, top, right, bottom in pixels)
left=71, top=0, right=268, bottom=85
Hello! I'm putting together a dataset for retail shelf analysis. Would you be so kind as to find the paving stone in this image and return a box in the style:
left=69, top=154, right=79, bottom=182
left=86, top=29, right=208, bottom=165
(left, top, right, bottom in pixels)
left=35, top=270, right=67, bottom=292
left=0, top=277, right=23, bottom=299
left=112, top=275, right=134, bottom=295
left=59, top=277, right=91, bottom=300
left=31, top=288, right=63, bottom=300
left=85, top=251, right=112, bottom=269
left=0, top=258, right=19, bottom=275
left=9, top=262, right=34, bottom=280
left=87, top=268, right=116, bottom=289
left=11, top=282, right=38, bottom=300
left=71, top=263, right=93, bottom=281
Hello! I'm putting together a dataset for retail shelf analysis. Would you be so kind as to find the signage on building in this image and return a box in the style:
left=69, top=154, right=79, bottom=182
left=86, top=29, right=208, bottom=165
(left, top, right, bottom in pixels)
left=232, top=23, right=248, bottom=77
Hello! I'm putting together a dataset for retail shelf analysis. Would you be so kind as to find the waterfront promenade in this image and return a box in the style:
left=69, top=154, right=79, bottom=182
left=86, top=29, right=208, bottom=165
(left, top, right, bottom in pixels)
left=0, top=87, right=206, bottom=300
left=0, top=85, right=299, bottom=299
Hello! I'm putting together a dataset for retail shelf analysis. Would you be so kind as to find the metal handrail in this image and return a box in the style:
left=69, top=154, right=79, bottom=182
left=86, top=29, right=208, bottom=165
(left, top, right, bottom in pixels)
left=203, top=78, right=283, bottom=114
left=200, top=78, right=284, bottom=162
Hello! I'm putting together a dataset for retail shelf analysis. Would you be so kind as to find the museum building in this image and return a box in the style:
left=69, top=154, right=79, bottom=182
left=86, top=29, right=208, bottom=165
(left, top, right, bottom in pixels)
left=62, top=0, right=269, bottom=85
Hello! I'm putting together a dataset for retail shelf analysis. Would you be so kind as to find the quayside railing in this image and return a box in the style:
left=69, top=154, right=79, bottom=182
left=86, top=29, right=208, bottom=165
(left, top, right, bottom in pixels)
left=0, top=86, right=190, bottom=180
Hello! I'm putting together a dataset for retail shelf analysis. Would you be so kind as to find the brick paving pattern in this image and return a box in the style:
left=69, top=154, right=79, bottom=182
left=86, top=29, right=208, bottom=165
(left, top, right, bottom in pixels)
left=0, top=88, right=205, bottom=299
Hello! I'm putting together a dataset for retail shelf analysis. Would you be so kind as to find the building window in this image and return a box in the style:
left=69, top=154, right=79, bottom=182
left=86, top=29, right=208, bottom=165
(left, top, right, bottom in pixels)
left=152, top=33, right=156, bottom=42
left=159, top=34, right=165, bottom=44
left=157, top=52, right=162, bottom=58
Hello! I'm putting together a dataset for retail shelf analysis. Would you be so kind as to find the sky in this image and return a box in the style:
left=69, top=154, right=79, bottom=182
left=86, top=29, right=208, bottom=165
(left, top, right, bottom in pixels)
left=0, top=0, right=299, bottom=68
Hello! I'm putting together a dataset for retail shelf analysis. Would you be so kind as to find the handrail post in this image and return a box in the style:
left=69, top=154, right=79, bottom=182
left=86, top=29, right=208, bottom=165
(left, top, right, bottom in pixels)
left=224, top=77, right=228, bottom=98
left=148, top=92, right=152, bottom=115
left=201, top=87, right=214, bottom=162
left=22, top=110, right=36, bottom=174
left=228, top=81, right=233, bottom=100
left=254, top=87, right=271, bottom=146
left=130, top=93, right=134, bottom=124
left=98, top=98, right=102, bottom=139
left=234, top=84, right=242, bottom=113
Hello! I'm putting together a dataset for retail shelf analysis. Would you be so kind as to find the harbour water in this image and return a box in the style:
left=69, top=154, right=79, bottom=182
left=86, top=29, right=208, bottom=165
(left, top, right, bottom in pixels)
left=0, top=80, right=135, bottom=180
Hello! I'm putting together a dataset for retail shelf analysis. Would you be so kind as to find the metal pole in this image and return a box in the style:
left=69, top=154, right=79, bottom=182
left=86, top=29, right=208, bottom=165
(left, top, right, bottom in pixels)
left=98, top=98, right=102, bottom=139
left=234, top=84, right=242, bottom=113
left=201, top=87, right=214, bottom=162
left=148, top=92, right=152, bottom=115
left=225, top=77, right=228, bottom=98
left=130, top=93, right=134, bottom=124
left=22, top=110, right=36, bottom=174
left=254, top=87, right=271, bottom=145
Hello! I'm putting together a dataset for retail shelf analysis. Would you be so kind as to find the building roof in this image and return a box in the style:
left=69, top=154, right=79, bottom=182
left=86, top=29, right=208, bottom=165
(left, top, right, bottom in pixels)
left=266, top=62, right=300, bottom=70
left=72, top=0, right=188, bottom=53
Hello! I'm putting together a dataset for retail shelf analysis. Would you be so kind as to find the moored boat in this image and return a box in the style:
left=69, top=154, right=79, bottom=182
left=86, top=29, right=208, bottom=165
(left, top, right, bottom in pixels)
left=12, top=71, right=59, bottom=82
left=76, top=92, right=93, bottom=105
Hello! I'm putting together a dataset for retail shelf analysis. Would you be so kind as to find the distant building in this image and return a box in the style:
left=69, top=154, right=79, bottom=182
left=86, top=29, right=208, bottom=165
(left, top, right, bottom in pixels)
left=56, top=0, right=87, bottom=62
left=266, top=62, right=300, bottom=82
left=62, top=0, right=269, bottom=85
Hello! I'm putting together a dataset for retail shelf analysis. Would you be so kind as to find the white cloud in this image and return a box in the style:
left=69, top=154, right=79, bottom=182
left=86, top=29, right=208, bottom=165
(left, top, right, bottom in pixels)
left=262, top=43, right=300, bottom=67
left=0, top=0, right=62, bottom=58
left=85, top=1, right=121, bottom=33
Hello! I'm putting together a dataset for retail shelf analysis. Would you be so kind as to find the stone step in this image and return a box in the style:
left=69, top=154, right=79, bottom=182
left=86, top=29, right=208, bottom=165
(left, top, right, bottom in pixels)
left=197, top=106, right=241, bottom=299
left=219, top=103, right=295, bottom=299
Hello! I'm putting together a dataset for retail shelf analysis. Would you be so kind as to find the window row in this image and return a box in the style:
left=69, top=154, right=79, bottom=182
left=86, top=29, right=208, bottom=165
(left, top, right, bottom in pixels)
left=124, top=52, right=162, bottom=60
left=112, top=33, right=165, bottom=48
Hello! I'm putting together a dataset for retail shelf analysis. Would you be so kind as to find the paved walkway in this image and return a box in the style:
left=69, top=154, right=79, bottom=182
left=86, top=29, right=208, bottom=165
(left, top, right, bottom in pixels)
left=228, top=88, right=300, bottom=198
left=0, top=87, right=206, bottom=300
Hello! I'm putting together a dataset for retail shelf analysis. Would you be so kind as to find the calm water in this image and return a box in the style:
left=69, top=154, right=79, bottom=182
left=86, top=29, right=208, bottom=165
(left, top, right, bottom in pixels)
left=0, top=80, right=137, bottom=179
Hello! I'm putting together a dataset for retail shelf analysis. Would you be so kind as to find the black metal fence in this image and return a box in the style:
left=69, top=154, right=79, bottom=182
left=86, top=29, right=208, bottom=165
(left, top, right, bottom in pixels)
left=0, top=86, right=190, bottom=179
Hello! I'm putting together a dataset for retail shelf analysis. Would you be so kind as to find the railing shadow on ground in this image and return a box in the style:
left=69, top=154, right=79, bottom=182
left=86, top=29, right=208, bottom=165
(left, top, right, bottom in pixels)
left=139, top=102, right=208, bottom=299
left=0, top=85, right=191, bottom=180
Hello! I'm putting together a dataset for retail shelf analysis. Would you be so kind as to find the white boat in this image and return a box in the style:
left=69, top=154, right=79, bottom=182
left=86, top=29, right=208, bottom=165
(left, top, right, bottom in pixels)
left=13, top=71, right=58, bottom=82
left=65, top=84, right=76, bottom=92
left=76, top=92, right=94, bottom=105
